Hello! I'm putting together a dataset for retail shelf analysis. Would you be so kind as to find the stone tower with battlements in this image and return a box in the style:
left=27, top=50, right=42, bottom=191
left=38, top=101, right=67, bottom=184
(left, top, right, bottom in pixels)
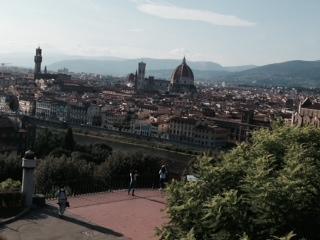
left=34, top=47, right=42, bottom=77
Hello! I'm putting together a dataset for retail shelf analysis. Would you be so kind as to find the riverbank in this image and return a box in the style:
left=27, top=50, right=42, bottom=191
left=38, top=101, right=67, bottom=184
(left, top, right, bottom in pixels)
left=39, top=126, right=199, bottom=173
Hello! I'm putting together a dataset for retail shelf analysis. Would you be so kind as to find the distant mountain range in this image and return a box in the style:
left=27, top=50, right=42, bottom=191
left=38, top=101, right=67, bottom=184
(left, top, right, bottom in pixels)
left=48, top=58, right=256, bottom=77
left=1, top=52, right=320, bottom=87
left=48, top=58, right=320, bottom=88
left=224, top=60, right=320, bottom=88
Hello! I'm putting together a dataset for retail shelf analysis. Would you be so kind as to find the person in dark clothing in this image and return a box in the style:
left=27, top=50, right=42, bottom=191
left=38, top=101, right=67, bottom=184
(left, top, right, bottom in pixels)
left=128, top=170, right=138, bottom=196
left=55, top=186, right=69, bottom=217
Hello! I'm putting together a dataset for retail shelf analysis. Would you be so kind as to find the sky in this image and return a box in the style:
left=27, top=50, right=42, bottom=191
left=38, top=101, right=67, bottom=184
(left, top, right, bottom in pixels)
left=0, top=0, right=319, bottom=66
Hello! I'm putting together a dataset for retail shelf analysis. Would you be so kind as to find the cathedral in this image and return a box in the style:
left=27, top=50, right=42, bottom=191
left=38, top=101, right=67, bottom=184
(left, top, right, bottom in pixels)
left=292, top=97, right=320, bottom=127
left=169, top=57, right=197, bottom=94
left=133, top=62, right=170, bottom=93
left=132, top=57, right=196, bottom=94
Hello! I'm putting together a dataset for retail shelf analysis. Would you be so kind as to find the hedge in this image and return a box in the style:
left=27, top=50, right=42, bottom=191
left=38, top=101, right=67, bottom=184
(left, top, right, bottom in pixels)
left=0, top=192, right=24, bottom=208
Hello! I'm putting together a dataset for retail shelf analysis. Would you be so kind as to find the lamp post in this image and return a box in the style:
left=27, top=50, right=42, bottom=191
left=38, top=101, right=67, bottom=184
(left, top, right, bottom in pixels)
left=21, top=150, right=36, bottom=207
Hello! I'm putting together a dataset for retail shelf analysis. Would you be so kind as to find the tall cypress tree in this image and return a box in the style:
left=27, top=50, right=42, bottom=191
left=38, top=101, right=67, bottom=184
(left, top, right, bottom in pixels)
left=64, top=128, right=75, bottom=151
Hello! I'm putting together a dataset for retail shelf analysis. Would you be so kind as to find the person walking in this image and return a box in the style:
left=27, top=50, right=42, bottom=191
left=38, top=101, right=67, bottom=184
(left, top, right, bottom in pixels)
left=159, top=165, right=168, bottom=190
left=128, top=170, right=138, bottom=196
left=56, top=186, right=69, bottom=217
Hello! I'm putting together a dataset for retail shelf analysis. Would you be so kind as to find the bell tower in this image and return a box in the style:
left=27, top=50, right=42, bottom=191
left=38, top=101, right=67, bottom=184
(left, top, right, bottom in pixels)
left=137, top=62, right=146, bottom=90
left=34, top=47, right=42, bottom=77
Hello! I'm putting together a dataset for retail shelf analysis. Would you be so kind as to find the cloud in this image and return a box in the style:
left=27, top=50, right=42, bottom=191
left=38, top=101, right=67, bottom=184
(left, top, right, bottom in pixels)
left=128, top=28, right=145, bottom=33
left=168, top=48, right=188, bottom=57
left=137, top=2, right=255, bottom=27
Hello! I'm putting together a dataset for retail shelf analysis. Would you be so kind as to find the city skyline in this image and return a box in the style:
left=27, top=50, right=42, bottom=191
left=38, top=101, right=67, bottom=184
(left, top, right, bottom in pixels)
left=0, top=0, right=319, bottom=66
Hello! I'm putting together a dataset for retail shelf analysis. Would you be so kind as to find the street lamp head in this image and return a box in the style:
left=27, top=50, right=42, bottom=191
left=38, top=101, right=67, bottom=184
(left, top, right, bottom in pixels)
left=24, top=150, right=35, bottom=160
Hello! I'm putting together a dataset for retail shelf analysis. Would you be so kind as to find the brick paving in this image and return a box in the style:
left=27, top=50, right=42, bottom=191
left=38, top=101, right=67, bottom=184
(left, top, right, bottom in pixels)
left=0, top=206, right=125, bottom=240
left=48, top=189, right=168, bottom=240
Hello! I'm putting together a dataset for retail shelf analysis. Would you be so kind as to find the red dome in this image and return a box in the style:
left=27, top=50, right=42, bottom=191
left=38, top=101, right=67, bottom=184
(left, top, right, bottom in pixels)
left=170, top=57, right=194, bottom=85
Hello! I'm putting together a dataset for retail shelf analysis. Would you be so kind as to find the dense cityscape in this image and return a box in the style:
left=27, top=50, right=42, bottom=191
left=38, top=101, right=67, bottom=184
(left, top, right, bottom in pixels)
left=1, top=47, right=320, bottom=155
left=1, top=1, right=320, bottom=240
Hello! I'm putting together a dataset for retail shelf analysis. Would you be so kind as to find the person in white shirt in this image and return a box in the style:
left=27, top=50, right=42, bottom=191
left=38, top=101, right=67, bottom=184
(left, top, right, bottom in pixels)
left=159, top=165, right=168, bottom=190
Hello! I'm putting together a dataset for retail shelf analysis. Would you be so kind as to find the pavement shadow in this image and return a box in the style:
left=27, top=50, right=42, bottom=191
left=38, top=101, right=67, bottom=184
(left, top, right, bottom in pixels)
left=0, top=205, right=124, bottom=238
left=44, top=205, right=124, bottom=237
left=134, top=194, right=166, bottom=205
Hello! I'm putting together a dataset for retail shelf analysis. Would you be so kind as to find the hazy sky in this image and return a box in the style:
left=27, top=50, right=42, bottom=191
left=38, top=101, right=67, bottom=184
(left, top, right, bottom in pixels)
left=0, top=0, right=319, bottom=66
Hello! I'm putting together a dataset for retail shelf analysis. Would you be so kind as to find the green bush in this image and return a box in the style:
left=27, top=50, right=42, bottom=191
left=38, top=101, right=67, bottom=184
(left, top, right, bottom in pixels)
left=49, top=148, right=71, bottom=158
left=0, top=179, right=21, bottom=192
left=159, top=126, right=320, bottom=240
left=33, top=128, right=64, bottom=157
left=64, top=128, right=75, bottom=151
left=0, top=153, right=21, bottom=182
left=95, top=151, right=162, bottom=188
left=0, top=192, right=24, bottom=208
left=95, top=151, right=161, bottom=179
left=35, top=155, right=95, bottom=196
left=71, top=143, right=112, bottom=164
left=91, top=143, right=113, bottom=164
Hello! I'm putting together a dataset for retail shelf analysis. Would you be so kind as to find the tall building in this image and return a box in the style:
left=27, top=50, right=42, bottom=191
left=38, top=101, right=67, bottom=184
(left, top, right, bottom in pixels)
left=136, top=62, right=146, bottom=90
left=33, top=47, right=71, bottom=82
left=133, top=62, right=169, bottom=93
left=169, top=57, right=196, bottom=94
left=34, top=47, right=42, bottom=77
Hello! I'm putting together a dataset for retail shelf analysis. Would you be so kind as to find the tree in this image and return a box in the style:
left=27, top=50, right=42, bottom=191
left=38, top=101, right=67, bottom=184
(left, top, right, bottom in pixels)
left=95, top=151, right=161, bottom=188
left=64, top=128, right=75, bottom=152
left=0, top=153, right=21, bottom=182
left=91, top=143, right=113, bottom=164
left=33, top=129, right=63, bottom=157
left=159, top=126, right=320, bottom=240
left=35, top=155, right=94, bottom=196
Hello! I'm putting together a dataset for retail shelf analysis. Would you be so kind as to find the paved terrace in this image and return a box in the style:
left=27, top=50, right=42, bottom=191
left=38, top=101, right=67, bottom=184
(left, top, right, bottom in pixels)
left=0, top=190, right=167, bottom=240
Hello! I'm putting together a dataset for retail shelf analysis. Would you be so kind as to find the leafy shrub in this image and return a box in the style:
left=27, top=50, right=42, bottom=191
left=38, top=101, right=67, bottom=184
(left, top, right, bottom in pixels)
left=95, top=151, right=162, bottom=188
left=33, top=128, right=63, bottom=157
left=73, top=143, right=112, bottom=164
left=35, top=155, right=95, bottom=196
left=0, top=153, right=21, bottom=182
left=64, top=128, right=75, bottom=151
left=0, top=179, right=21, bottom=192
left=0, top=192, right=24, bottom=208
left=159, top=126, right=320, bottom=240
left=49, top=148, right=71, bottom=158
left=96, top=151, right=161, bottom=178
left=91, top=143, right=113, bottom=164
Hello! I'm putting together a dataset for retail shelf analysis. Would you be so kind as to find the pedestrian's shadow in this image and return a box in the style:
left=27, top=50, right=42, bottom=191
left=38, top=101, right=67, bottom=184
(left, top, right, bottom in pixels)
left=134, top=194, right=166, bottom=205
left=44, top=205, right=124, bottom=237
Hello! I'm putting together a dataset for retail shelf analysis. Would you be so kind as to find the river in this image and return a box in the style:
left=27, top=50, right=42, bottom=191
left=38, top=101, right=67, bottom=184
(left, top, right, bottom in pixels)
left=74, top=133, right=196, bottom=174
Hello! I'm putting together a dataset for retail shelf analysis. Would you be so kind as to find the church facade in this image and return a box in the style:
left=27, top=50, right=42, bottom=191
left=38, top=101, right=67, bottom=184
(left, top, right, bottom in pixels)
left=292, top=97, right=320, bottom=127
left=133, top=62, right=170, bottom=93
left=132, top=57, right=196, bottom=94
